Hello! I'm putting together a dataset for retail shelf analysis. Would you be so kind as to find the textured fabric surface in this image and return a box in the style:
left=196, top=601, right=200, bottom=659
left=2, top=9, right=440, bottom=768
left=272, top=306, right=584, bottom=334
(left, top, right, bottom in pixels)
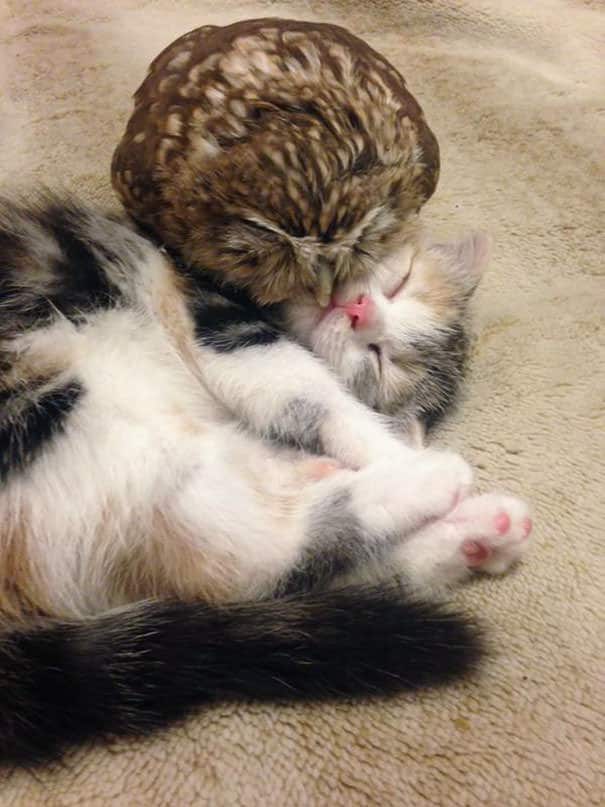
left=1, top=0, right=603, bottom=804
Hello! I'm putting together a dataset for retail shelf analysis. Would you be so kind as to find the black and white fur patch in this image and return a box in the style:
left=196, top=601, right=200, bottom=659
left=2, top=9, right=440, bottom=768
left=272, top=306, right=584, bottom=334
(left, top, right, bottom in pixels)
left=0, top=381, right=82, bottom=482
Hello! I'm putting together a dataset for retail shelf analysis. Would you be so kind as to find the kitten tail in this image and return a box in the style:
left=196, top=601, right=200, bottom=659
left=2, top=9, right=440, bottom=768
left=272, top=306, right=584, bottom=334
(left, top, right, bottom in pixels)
left=0, top=583, right=483, bottom=766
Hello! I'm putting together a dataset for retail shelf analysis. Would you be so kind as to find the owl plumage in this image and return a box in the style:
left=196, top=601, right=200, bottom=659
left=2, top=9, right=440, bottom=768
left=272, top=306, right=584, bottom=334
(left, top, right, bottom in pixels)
left=111, top=18, right=439, bottom=305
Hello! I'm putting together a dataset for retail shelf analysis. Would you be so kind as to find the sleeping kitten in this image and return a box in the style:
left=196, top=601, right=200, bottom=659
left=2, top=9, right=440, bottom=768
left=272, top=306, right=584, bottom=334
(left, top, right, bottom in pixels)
left=285, top=233, right=488, bottom=435
left=0, top=196, right=532, bottom=766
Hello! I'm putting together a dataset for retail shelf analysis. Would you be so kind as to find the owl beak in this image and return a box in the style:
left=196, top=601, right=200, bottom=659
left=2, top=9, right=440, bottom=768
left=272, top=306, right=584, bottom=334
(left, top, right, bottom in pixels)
left=315, top=264, right=333, bottom=308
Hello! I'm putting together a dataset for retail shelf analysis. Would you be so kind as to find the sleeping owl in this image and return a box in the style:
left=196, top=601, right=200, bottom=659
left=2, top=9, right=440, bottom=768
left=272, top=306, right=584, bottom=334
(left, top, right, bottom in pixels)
left=111, top=18, right=440, bottom=306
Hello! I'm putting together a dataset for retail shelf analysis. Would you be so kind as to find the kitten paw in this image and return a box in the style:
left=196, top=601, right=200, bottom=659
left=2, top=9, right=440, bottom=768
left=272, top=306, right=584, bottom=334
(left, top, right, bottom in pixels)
left=393, top=492, right=532, bottom=589
left=351, top=450, right=473, bottom=539
left=409, top=450, right=474, bottom=518
left=446, top=493, right=533, bottom=574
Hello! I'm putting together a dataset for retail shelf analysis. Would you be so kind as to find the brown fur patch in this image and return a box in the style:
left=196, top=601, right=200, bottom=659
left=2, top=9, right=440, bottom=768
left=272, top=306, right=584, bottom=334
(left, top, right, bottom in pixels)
left=0, top=517, right=55, bottom=623
left=0, top=344, right=70, bottom=396
left=149, top=252, right=211, bottom=395
left=111, top=510, right=241, bottom=604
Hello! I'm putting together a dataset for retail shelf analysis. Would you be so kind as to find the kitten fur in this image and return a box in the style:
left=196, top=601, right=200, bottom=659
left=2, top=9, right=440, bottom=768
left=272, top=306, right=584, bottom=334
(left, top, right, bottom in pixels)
left=112, top=18, right=439, bottom=305
left=0, top=195, right=531, bottom=766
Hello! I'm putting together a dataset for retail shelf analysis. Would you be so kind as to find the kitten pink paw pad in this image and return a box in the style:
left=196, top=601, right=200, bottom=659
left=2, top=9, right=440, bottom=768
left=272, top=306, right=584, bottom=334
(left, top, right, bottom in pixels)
left=494, top=512, right=511, bottom=534
left=462, top=540, right=491, bottom=567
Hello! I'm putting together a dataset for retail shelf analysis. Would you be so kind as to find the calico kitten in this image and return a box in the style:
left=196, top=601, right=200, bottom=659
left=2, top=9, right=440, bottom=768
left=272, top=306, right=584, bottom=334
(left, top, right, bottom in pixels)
left=0, top=196, right=531, bottom=766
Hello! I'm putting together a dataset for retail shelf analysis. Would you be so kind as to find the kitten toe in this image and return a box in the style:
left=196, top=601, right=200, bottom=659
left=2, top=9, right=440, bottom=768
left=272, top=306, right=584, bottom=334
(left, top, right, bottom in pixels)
left=462, top=539, right=492, bottom=567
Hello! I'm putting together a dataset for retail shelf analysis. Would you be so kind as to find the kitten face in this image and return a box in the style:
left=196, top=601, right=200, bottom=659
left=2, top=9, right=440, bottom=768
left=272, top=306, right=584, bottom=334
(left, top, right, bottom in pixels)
left=284, top=233, right=490, bottom=425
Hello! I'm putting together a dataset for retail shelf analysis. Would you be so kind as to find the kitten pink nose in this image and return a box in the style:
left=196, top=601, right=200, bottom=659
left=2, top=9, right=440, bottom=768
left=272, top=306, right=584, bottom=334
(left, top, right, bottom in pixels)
left=339, top=295, right=374, bottom=330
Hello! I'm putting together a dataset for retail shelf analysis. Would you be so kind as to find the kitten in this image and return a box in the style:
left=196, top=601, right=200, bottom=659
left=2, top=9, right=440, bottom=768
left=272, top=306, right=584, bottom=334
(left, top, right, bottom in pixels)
left=0, top=196, right=531, bottom=765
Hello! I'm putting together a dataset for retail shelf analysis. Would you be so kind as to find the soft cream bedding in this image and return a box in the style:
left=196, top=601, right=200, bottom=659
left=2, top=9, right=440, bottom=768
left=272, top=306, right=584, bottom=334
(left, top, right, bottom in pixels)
left=1, top=1, right=603, bottom=803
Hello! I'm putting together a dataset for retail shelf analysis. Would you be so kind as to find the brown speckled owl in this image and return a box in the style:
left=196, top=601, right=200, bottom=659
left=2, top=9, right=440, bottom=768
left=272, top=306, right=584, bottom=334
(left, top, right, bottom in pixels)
left=111, top=18, right=439, bottom=306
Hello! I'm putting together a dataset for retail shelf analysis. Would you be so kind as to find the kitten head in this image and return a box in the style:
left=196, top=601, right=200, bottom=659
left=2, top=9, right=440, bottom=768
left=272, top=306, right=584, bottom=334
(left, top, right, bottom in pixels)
left=284, top=231, right=490, bottom=429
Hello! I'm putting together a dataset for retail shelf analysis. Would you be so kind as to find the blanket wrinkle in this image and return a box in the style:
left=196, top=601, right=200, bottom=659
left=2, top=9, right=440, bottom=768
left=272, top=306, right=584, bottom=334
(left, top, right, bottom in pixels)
left=0, top=1, right=603, bottom=804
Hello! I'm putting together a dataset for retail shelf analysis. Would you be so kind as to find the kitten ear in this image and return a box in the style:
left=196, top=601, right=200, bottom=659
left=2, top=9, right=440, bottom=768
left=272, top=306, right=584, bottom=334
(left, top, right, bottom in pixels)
left=431, top=232, right=491, bottom=297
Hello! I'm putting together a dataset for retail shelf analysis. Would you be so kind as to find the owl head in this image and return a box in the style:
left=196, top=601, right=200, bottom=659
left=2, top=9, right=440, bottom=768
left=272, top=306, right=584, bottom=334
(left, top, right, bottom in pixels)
left=112, top=18, right=439, bottom=305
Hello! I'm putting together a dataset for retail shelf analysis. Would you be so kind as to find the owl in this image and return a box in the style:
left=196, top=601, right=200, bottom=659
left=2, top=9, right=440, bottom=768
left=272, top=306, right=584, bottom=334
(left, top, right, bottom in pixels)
left=111, top=18, right=439, bottom=306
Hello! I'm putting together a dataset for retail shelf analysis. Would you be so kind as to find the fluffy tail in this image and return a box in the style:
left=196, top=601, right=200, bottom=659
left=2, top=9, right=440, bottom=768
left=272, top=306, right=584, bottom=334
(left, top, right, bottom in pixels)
left=0, top=584, right=483, bottom=766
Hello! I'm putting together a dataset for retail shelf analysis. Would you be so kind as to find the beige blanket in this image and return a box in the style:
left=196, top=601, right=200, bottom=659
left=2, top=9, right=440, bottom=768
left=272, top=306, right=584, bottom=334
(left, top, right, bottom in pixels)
left=1, top=0, right=603, bottom=803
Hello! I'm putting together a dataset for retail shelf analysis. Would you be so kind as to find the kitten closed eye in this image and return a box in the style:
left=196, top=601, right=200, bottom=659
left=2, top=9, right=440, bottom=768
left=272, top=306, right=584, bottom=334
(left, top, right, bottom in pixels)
left=385, top=266, right=412, bottom=299
left=368, top=343, right=382, bottom=368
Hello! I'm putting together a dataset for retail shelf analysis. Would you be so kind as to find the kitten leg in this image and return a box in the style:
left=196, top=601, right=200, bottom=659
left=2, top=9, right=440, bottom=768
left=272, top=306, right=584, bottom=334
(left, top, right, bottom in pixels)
left=392, top=493, right=533, bottom=591
left=167, top=428, right=473, bottom=600
left=277, top=448, right=474, bottom=595
left=194, top=338, right=421, bottom=469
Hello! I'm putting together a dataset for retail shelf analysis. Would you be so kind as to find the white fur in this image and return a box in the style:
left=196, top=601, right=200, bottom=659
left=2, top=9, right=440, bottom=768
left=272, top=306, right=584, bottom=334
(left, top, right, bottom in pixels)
left=196, top=339, right=416, bottom=468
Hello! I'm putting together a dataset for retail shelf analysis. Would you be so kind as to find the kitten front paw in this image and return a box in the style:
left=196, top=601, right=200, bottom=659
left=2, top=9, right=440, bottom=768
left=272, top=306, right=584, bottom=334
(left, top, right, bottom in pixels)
left=351, top=450, right=473, bottom=539
left=408, top=450, right=474, bottom=519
